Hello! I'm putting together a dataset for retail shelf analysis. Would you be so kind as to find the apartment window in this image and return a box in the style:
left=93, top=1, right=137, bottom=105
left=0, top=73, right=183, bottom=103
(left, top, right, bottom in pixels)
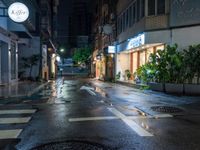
left=132, top=3, right=136, bottom=25
left=157, top=0, right=165, bottom=15
left=126, top=11, right=129, bottom=29
left=128, top=7, right=132, bottom=27
left=148, top=0, right=155, bottom=16
left=148, top=0, right=166, bottom=16
left=136, top=0, right=140, bottom=21
left=123, top=13, right=125, bottom=31
left=141, top=0, right=145, bottom=18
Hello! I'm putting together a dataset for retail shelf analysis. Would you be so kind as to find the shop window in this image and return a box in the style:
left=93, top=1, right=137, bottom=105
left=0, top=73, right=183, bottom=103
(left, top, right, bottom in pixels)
left=133, top=52, right=138, bottom=74
left=156, top=45, right=164, bottom=51
left=139, top=51, right=146, bottom=66
left=146, top=47, right=154, bottom=62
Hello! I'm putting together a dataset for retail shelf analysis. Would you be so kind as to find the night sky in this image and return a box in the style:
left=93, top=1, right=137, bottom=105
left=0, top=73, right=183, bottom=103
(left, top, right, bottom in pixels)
left=57, top=0, right=94, bottom=57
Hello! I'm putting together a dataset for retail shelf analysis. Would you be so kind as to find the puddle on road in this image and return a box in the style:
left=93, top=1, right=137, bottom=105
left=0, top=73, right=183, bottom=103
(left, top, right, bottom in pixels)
left=94, top=86, right=108, bottom=98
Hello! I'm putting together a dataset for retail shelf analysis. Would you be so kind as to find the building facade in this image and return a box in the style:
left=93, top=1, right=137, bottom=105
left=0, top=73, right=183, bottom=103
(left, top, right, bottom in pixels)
left=0, top=0, right=29, bottom=84
left=115, top=0, right=200, bottom=81
left=40, top=0, right=59, bottom=80
left=91, top=0, right=117, bottom=80
left=0, top=0, right=59, bottom=84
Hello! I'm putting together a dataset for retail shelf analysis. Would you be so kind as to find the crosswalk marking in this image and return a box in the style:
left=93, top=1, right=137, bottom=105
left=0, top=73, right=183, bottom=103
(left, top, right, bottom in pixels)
left=0, top=117, right=31, bottom=124
left=0, top=109, right=36, bottom=115
left=0, top=129, right=22, bottom=139
left=0, top=108, right=36, bottom=140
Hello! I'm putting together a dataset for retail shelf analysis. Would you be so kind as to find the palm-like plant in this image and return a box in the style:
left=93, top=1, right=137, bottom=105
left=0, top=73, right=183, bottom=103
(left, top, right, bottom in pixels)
left=183, top=44, right=200, bottom=84
left=21, top=54, right=40, bottom=79
left=164, top=44, right=184, bottom=83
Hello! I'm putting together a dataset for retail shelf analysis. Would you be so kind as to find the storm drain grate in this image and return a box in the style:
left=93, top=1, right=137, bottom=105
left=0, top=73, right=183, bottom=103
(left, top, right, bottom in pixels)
left=31, top=141, right=112, bottom=150
left=151, top=106, right=183, bottom=113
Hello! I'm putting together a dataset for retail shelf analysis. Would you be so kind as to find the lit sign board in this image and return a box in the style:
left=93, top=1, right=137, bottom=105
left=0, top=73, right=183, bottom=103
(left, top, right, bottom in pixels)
left=8, top=2, right=29, bottom=23
left=108, top=46, right=116, bottom=53
left=127, top=33, right=145, bottom=50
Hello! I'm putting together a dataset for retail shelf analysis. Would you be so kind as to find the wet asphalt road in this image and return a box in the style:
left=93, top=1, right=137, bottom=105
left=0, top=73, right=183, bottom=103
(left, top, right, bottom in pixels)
left=1, top=77, right=200, bottom=150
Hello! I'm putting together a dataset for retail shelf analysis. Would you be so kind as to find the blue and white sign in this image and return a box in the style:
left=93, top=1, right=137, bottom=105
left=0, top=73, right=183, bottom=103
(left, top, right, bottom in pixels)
left=127, top=33, right=145, bottom=50
left=108, top=46, right=116, bottom=53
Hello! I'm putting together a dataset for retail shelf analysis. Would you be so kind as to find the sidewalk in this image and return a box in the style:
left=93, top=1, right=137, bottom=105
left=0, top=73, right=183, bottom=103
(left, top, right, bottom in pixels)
left=90, top=79, right=200, bottom=116
left=0, top=81, right=48, bottom=98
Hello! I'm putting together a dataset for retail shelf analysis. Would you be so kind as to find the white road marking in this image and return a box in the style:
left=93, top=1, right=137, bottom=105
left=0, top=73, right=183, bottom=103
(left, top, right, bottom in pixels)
left=0, top=109, right=36, bottom=115
left=0, top=129, right=22, bottom=139
left=108, top=108, right=153, bottom=137
left=69, top=116, right=118, bottom=122
left=80, top=86, right=96, bottom=96
left=69, top=114, right=173, bottom=122
left=86, top=89, right=96, bottom=96
left=80, top=86, right=94, bottom=91
left=0, top=117, right=31, bottom=124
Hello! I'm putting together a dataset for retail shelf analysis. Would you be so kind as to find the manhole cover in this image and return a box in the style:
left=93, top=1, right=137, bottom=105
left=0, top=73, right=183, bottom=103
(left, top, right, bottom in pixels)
left=151, top=106, right=183, bottom=113
left=31, top=141, right=111, bottom=150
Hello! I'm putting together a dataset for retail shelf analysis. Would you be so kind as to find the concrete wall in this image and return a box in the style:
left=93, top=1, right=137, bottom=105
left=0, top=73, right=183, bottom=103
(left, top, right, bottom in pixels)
left=18, top=36, right=40, bottom=78
left=171, top=26, right=200, bottom=50
left=145, top=30, right=171, bottom=45
left=170, top=0, right=200, bottom=27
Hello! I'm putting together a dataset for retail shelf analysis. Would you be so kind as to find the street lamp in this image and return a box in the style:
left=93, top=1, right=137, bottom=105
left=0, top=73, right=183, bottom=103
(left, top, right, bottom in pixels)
left=60, top=48, right=65, bottom=53
left=56, top=55, right=61, bottom=62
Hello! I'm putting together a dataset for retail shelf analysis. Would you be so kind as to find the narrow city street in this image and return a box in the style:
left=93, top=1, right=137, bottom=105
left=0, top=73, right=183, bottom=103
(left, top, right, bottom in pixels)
left=0, top=77, right=200, bottom=150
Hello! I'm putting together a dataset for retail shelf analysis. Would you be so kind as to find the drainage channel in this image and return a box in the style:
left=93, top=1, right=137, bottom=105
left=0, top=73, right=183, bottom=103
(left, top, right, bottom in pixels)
left=151, top=106, right=183, bottom=113
left=31, top=141, right=113, bottom=150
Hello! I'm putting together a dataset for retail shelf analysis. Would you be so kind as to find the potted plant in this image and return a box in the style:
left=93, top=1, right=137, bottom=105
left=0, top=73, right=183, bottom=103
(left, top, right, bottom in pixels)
left=115, top=71, right=121, bottom=81
left=21, top=54, right=41, bottom=81
left=125, top=69, right=132, bottom=81
left=183, top=44, right=200, bottom=95
left=148, top=50, right=168, bottom=92
left=136, top=50, right=167, bottom=92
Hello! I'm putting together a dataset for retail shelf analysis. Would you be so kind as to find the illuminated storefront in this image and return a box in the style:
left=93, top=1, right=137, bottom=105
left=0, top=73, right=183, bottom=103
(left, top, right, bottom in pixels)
left=116, top=33, right=165, bottom=81
left=92, top=46, right=115, bottom=81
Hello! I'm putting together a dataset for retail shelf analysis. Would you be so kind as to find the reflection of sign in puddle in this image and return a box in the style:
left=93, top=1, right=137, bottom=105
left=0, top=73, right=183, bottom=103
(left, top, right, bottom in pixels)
left=123, top=92, right=130, bottom=95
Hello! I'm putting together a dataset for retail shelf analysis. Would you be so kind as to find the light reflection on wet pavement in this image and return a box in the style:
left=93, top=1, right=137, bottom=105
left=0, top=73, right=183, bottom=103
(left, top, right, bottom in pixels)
left=1, top=77, right=200, bottom=150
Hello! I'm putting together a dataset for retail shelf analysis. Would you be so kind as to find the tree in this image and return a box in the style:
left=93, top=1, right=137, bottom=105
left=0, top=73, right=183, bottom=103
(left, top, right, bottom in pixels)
left=72, top=46, right=91, bottom=65
left=21, top=54, right=41, bottom=79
